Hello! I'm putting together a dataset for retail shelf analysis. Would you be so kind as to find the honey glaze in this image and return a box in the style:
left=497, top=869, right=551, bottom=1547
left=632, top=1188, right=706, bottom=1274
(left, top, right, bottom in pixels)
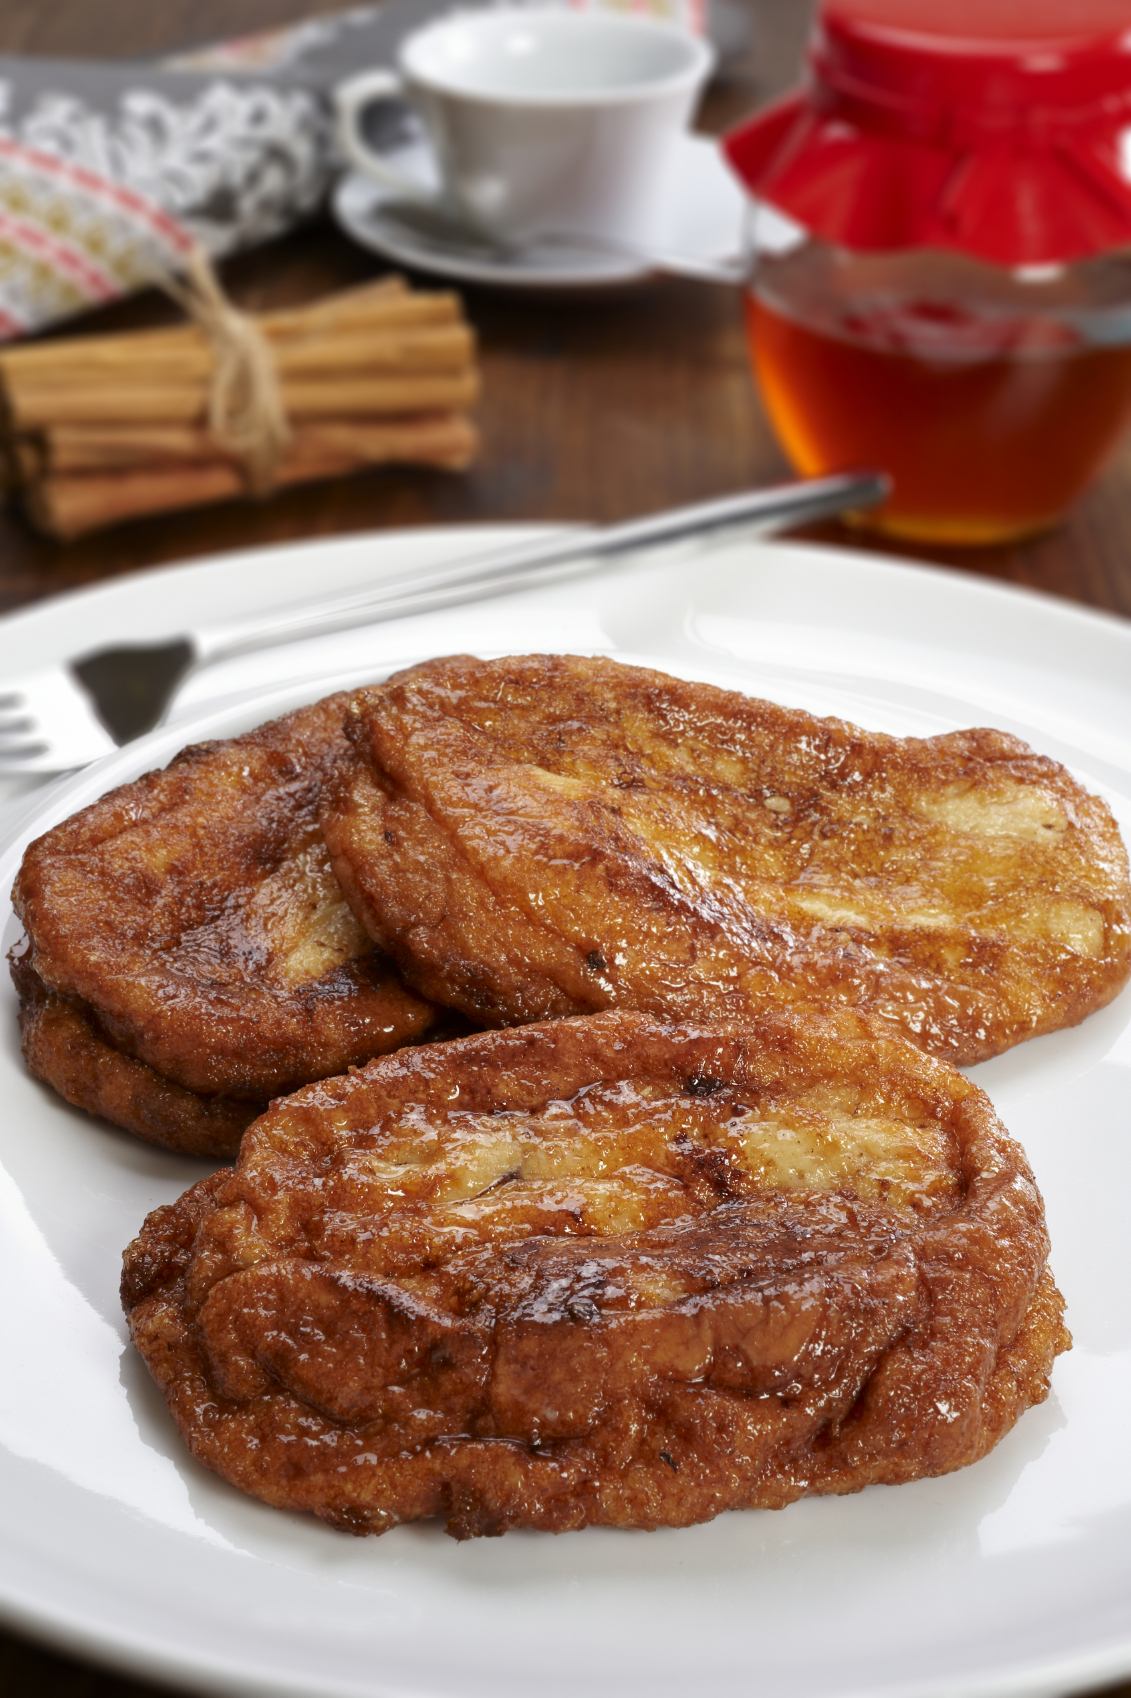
left=746, top=254, right=1131, bottom=544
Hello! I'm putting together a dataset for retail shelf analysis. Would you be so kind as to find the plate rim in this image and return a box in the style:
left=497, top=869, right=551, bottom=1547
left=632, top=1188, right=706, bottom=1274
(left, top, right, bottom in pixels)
left=2, top=523, right=1130, bottom=676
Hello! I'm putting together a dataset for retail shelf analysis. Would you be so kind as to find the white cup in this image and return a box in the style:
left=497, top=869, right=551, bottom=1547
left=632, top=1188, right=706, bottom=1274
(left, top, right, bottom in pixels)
left=334, top=7, right=714, bottom=247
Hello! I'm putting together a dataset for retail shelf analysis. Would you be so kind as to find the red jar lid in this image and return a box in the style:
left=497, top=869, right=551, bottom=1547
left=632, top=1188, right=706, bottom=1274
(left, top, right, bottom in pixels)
left=724, top=0, right=1131, bottom=265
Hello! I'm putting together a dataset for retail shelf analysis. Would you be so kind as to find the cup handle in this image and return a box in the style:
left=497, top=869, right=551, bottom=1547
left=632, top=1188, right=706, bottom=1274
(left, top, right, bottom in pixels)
left=334, top=69, right=431, bottom=198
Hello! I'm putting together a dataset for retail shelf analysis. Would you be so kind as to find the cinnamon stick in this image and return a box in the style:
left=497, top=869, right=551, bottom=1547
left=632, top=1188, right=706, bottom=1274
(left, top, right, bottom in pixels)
left=26, top=414, right=479, bottom=539
left=28, top=416, right=479, bottom=475
left=0, top=280, right=464, bottom=378
left=1, top=325, right=474, bottom=390
left=5, top=369, right=480, bottom=428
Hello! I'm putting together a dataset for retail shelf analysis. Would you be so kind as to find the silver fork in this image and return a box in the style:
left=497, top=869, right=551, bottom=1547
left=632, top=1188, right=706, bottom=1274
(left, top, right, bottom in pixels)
left=0, top=471, right=887, bottom=774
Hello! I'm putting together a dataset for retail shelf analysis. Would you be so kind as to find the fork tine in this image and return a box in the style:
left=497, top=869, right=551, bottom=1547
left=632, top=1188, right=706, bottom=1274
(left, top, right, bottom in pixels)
left=0, top=663, right=118, bottom=773
left=0, top=741, right=50, bottom=762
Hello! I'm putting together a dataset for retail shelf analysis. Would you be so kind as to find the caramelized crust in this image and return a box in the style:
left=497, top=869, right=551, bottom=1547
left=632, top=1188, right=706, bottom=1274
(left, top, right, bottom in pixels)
left=12, top=695, right=440, bottom=1102
left=320, top=654, right=1131, bottom=1063
left=123, top=1009, right=1068, bottom=1539
left=12, top=951, right=258, bottom=1157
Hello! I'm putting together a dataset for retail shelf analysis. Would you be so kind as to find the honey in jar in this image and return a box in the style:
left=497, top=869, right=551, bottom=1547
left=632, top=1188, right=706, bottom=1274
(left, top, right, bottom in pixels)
left=725, top=0, right=1131, bottom=544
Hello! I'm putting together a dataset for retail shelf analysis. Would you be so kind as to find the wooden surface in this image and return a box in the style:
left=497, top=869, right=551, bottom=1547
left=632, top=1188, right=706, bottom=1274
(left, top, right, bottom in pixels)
left=0, top=2, right=1128, bottom=1696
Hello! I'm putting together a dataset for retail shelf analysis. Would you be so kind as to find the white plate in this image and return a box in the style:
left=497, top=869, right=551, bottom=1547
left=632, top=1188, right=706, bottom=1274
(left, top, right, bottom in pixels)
left=331, top=132, right=745, bottom=289
left=2, top=528, right=1131, bottom=1698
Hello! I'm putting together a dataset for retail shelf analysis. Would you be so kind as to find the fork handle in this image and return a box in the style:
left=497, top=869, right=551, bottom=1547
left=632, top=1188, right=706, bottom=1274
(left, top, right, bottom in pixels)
left=190, top=472, right=888, bottom=670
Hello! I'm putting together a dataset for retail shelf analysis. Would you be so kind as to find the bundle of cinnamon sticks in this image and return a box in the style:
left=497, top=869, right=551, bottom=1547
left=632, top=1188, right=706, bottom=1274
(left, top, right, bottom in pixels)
left=0, top=275, right=480, bottom=539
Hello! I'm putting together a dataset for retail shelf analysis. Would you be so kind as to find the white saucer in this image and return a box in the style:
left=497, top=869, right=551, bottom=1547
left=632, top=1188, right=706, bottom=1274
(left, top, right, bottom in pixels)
left=331, top=132, right=746, bottom=289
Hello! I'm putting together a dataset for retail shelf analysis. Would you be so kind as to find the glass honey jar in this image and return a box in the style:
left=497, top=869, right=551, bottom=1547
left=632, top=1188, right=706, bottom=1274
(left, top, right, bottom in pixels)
left=725, top=0, right=1131, bottom=546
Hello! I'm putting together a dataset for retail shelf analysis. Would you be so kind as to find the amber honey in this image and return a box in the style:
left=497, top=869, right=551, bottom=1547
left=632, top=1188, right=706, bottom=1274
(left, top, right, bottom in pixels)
left=746, top=290, right=1131, bottom=544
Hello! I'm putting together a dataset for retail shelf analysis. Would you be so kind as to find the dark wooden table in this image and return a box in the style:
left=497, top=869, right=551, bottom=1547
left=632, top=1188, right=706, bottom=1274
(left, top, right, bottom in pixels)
left=0, top=3, right=1128, bottom=1696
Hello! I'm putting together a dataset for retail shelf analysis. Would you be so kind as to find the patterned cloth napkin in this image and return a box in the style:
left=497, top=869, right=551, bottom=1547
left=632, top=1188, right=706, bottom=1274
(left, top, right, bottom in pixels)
left=0, top=2, right=427, bottom=337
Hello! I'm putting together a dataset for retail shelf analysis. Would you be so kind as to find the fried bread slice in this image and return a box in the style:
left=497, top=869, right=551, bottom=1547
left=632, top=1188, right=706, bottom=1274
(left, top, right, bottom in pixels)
left=11, top=950, right=260, bottom=1157
left=123, top=1008, right=1068, bottom=1539
left=12, top=695, right=439, bottom=1111
left=321, top=654, right=1131, bottom=1064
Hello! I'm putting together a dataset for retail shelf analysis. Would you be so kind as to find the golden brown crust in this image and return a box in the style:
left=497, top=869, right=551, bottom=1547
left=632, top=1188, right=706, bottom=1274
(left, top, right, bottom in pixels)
left=320, top=654, right=1131, bottom=1064
left=11, top=949, right=258, bottom=1158
left=13, top=694, right=440, bottom=1101
left=123, top=1008, right=1068, bottom=1539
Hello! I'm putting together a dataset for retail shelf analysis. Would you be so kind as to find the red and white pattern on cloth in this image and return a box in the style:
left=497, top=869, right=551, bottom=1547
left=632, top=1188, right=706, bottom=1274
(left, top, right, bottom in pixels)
left=0, top=136, right=194, bottom=339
